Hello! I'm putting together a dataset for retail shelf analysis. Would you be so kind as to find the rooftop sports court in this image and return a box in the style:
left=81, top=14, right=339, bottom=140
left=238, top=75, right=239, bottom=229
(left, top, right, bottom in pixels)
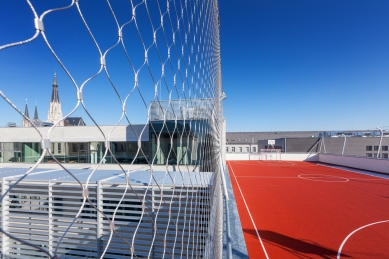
left=228, top=161, right=389, bottom=259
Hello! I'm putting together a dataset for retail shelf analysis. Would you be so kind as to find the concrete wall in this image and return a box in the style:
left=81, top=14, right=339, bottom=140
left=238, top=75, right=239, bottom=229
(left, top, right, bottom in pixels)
left=321, top=137, right=388, bottom=157
left=226, top=152, right=319, bottom=161
left=286, top=138, right=320, bottom=152
left=318, top=154, right=389, bottom=174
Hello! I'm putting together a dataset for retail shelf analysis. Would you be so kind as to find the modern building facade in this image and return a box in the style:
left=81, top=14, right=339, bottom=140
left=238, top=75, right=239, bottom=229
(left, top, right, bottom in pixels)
left=226, top=130, right=389, bottom=158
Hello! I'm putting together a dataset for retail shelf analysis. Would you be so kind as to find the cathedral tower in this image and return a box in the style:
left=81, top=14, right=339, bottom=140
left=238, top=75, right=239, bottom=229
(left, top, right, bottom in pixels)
left=22, top=99, right=31, bottom=127
left=47, top=73, right=64, bottom=126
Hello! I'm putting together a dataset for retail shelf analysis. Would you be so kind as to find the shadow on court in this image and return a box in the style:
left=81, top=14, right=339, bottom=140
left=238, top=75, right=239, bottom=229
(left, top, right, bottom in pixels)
left=244, top=229, right=350, bottom=259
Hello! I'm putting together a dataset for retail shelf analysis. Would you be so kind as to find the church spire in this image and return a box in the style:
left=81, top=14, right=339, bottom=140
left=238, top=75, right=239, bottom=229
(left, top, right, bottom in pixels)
left=51, top=72, right=60, bottom=103
left=24, top=99, right=30, bottom=118
left=48, top=72, right=64, bottom=126
left=22, top=99, right=31, bottom=127
left=34, top=102, right=39, bottom=121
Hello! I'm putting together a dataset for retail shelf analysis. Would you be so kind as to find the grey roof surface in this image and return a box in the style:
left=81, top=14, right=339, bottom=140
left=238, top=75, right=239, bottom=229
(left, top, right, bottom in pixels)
left=64, top=117, right=86, bottom=126
left=0, top=167, right=213, bottom=186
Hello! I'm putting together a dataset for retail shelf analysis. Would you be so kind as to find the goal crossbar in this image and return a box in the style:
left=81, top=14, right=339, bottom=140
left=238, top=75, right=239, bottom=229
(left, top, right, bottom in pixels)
left=259, top=149, right=282, bottom=161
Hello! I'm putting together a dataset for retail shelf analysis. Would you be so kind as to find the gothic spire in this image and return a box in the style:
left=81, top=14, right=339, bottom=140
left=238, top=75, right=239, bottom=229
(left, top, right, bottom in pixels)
left=24, top=99, right=30, bottom=118
left=51, top=72, right=60, bottom=103
left=22, top=99, right=31, bottom=127
left=34, top=102, right=39, bottom=121
left=48, top=72, right=64, bottom=126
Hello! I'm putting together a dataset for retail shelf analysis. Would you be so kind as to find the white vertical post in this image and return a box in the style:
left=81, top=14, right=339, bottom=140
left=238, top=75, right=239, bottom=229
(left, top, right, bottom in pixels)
left=2, top=179, right=9, bottom=256
left=377, top=127, right=383, bottom=159
left=341, top=134, right=346, bottom=156
left=96, top=181, right=103, bottom=256
left=48, top=181, right=53, bottom=255
left=320, top=132, right=326, bottom=153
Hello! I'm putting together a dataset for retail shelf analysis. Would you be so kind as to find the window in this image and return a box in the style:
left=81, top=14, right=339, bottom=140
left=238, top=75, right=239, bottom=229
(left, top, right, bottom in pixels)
left=232, top=147, right=235, bottom=152
left=244, top=139, right=247, bottom=141
left=58, top=143, right=61, bottom=153
left=374, top=153, right=378, bottom=158
left=374, top=146, right=379, bottom=151
left=366, top=153, right=372, bottom=157
left=382, top=153, right=388, bottom=158
left=253, top=147, right=256, bottom=152
left=246, top=147, right=249, bottom=152
left=72, top=143, right=77, bottom=152
left=239, top=147, right=242, bottom=152
left=366, top=146, right=372, bottom=151
left=383, top=146, right=388, bottom=151
left=226, top=147, right=228, bottom=152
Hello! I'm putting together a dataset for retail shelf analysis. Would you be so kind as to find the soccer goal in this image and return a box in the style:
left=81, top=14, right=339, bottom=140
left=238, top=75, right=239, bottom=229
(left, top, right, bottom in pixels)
left=260, top=149, right=282, bottom=161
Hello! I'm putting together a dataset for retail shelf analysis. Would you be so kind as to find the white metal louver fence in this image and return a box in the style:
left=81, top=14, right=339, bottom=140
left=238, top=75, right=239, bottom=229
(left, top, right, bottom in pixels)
left=0, top=169, right=215, bottom=259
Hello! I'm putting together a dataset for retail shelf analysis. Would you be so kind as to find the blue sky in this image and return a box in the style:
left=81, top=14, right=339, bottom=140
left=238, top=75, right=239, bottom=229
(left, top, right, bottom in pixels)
left=1, top=1, right=389, bottom=132
left=220, top=0, right=389, bottom=131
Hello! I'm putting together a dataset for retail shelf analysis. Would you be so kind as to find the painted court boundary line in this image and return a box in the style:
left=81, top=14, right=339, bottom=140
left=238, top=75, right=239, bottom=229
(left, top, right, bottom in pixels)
left=227, top=161, right=270, bottom=259
left=337, top=220, right=389, bottom=259
left=316, top=163, right=389, bottom=181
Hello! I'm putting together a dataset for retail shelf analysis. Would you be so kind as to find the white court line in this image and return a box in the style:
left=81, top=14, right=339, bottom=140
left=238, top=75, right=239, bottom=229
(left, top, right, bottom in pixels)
left=227, top=161, right=270, bottom=259
left=316, top=163, right=389, bottom=181
left=298, top=174, right=349, bottom=182
left=237, top=176, right=298, bottom=179
left=337, top=220, right=389, bottom=259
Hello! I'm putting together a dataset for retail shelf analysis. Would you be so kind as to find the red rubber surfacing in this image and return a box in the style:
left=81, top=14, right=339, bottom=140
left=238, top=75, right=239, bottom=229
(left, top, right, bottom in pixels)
left=228, top=161, right=389, bottom=259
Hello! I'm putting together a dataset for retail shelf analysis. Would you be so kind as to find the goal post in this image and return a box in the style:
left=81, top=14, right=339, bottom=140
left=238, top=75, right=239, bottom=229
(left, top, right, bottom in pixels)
left=260, top=149, right=282, bottom=161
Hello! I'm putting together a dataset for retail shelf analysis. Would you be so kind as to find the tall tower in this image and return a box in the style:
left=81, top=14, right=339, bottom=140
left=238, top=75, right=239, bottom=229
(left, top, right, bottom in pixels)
left=33, top=103, right=39, bottom=122
left=22, top=99, right=31, bottom=127
left=47, top=72, right=64, bottom=126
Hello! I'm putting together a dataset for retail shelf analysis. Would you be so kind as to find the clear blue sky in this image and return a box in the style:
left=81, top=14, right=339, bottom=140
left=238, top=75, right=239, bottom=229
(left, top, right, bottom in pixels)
left=220, top=0, right=389, bottom=132
left=1, top=1, right=388, bottom=132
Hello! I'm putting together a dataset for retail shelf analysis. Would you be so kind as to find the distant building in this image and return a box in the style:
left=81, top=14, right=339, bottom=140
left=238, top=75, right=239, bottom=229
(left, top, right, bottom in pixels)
left=22, top=100, right=53, bottom=127
left=47, top=72, right=64, bottom=126
left=64, top=117, right=86, bottom=126
left=22, top=73, right=85, bottom=128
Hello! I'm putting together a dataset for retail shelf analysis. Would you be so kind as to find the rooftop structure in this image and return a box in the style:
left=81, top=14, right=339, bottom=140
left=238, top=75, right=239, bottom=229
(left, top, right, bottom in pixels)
left=0, top=165, right=214, bottom=258
left=64, top=117, right=86, bottom=126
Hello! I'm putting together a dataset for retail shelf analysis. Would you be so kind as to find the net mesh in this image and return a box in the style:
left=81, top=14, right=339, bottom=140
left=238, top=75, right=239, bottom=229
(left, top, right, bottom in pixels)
left=0, top=0, right=223, bottom=258
left=259, top=149, right=281, bottom=161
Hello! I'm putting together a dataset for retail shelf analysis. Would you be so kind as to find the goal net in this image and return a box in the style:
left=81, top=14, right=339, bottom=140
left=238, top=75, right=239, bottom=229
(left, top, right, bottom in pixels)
left=260, top=149, right=282, bottom=161
left=0, top=1, right=224, bottom=259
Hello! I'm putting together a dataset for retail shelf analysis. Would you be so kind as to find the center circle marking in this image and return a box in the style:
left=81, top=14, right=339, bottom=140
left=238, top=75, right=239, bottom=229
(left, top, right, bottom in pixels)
left=298, top=174, right=349, bottom=182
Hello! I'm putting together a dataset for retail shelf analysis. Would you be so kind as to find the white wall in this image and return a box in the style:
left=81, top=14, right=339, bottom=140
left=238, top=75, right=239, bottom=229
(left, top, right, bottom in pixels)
left=226, top=152, right=319, bottom=161
left=319, top=154, right=389, bottom=174
left=0, top=125, right=149, bottom=142
left=226, top=152, right=389, bottom=174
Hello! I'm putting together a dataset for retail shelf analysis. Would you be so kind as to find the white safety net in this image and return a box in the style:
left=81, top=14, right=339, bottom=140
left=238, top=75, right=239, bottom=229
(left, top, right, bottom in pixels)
left=0, top=0, right=223, bottom=258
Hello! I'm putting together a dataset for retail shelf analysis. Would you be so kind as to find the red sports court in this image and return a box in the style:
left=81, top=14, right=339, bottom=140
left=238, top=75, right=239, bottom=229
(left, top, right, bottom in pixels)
left=228, top=161, right=389, bottom=259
